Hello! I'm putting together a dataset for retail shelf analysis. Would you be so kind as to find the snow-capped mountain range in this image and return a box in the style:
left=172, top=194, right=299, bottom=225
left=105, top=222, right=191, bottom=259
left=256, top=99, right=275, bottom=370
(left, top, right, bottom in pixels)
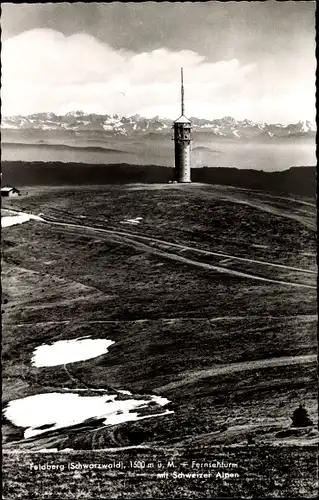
left=1, top=111, right=316, bottom=141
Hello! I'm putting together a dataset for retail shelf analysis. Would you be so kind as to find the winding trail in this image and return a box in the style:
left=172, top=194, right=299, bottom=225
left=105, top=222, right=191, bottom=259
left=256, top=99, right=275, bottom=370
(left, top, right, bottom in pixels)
left=223, top=189, right=317, bottom=208
left=63, top=364, right=116, bottom=394
left=180, top=185, right=317, bottom=231
left=156, top=354, right=317, bottom=394
left=3, top=208, right=316, bottom=289
left=99, top=228, right=316, bottom=275
left=63, top=364, right=89, bottom=389
left=7, top=314, right=317, bottom=327
left=38, top=218, right=318, bottom=289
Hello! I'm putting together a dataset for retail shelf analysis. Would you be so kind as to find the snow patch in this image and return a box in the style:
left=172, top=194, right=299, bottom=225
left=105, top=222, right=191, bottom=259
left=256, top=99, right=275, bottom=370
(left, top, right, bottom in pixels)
left=102, top=124, right=114, bottom=131
left=4, top=391, right=173, bottom=439
left=32, top=337, right=115, bottom=367
left=1, top=213, right=42, bottom=228
left=120, top=217, right=143, bottom=225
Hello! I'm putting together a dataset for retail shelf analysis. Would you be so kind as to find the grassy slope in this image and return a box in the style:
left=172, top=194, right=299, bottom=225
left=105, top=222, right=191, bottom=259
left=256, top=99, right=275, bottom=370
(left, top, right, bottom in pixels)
left=2, top=183, right=318, bottom=497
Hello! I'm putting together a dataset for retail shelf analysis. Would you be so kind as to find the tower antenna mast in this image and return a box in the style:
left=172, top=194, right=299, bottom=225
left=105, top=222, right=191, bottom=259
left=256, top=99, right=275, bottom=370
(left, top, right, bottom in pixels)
left=173, top=67, right=191, bottom=183
left=181, top=67, right=184, bottom=116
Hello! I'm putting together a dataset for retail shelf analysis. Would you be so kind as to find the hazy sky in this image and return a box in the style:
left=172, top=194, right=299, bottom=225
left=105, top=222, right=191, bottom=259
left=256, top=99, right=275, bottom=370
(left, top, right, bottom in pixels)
left=1, top=2, right=316, bottom=123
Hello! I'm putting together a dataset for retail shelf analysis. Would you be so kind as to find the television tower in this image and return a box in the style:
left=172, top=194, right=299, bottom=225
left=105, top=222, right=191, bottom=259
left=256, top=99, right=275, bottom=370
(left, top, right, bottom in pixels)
left=173, top=68, right=192, bottom=183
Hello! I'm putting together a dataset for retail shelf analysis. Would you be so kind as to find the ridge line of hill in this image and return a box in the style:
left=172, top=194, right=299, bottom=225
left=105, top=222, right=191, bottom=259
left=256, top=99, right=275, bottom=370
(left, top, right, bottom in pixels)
left=1, top=162, right=316, bottom=197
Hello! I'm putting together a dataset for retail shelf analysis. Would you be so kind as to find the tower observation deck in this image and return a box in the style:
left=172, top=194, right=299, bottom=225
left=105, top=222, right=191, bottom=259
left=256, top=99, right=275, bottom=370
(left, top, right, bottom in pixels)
left=173, top=68, right=192, bottom=183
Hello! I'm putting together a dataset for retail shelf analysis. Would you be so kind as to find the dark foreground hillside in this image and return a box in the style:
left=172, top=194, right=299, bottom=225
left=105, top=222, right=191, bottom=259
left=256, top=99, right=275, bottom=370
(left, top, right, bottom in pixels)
left=1, top=161, right=316, bottom=197
left=2, top=183, right=317, bottom=498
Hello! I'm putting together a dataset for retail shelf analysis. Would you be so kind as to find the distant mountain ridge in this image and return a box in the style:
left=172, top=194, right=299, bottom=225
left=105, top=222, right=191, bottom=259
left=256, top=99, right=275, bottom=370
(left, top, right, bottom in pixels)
left=1, top=111, right=316, bottom=142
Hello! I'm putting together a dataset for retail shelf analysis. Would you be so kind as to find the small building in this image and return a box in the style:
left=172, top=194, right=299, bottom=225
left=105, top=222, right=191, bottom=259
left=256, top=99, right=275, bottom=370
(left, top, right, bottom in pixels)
left=1, top=186, right=21, bottom=197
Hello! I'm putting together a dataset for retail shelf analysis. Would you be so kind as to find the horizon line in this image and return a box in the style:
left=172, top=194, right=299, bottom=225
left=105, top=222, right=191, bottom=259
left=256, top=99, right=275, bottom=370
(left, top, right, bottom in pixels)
left=1, top=111, right=315, bottom=127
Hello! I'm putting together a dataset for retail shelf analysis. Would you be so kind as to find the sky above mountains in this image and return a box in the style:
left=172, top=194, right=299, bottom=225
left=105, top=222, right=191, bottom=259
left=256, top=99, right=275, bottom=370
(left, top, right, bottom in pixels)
left=1, top=2, right=316, bottom=123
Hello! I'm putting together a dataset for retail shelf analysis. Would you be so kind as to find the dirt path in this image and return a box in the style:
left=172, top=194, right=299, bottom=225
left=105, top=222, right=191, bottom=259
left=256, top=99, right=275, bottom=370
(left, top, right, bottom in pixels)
left=201, top=184, right=317, bottom=208
left=63, top=364, right=116, bottom=394
left=8, top=314, right=317, bottom=327
left=156, top=354, right=317, bottom=393
left=4, top=209, right=316, bottom=289
left=179, top=185, right=317, bottom=230
left=44, top=220, right=317, bottom=288
left=100, top=228, right=316, bottom=275
left=4, top=207, right=315, bottom=274
left=63, top=364, right=89, bottom=389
